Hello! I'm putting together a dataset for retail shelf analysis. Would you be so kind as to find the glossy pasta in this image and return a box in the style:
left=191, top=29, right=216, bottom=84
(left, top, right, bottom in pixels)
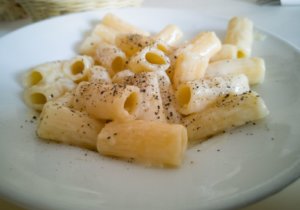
left=22, top=13, right=269, bottom=168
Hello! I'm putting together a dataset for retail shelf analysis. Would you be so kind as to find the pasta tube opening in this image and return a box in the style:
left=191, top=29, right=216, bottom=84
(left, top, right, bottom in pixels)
left=112, top=56, right=125, bottom=74
left=71, top=60, right=85, bottom=75
left=176, top=85, right=191, bottom=107
left=30, top=93, right=47, bottom=105
left=145, top=51, right=166, bottom=65
left=237, top=50, right=246, bottom=58
left=27, top=71, right=43, bottom=86
left=124, top=92, right=139, bottom=115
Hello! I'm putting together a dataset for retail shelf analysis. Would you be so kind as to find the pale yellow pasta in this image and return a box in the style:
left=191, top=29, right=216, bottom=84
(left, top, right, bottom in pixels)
left=152, top=24, right=183, bottom=46
left=224, top=17, right=253, bottom=58
left=176, top=74, right=250, bottom=115
left=63, top=55, right=94, bottom=83
left=79, top=24, right=118, bottom=55
left=113, top=72, right=166, bottom=122
left=24, top=78, right=75, bottom=111
left=111, top=69, right=135, bottom=83
left=23, top=61, right=63, bottom=87
left=173, top=32, right=221, bottom=87
left=128, top=46, right=170, bottom=73
left=115, top=33, right=154, bottom=57
left=155, top=71, right=182, bottom=123
left=183, top=91, right=269, bottom=143
left=72, top=81, right=141, bottom=122
left=37, top=100, right=105, bottom=150
left=152, top=39, right=174, bottom=55
left=210, top=44, right=238, bottom=62
left=22, top=15, right=270, bottom=168
left=78, top=33, right=103, bottom=56
left=206, top=57, right=265, bottom=85
left=87, top=66, right=111, bottom=82
left=97, top=120, right=187, bottom=167
left=102, top=13, right=150, bottom=36
left=94, top=43, right=126, bottom=76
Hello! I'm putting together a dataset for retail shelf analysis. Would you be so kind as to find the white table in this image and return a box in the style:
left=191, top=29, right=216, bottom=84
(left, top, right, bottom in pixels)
left=0, top=0, right=299, bottom=209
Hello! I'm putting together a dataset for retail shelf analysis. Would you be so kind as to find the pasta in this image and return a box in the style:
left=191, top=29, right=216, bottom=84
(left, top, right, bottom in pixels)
left=72, top=81, right=141, bottom=122
left=128, top=46, right=170, bottom=73
left=210, top=44, right=238, bottom=62
left=97, top=120, right=187, bottom=167
left=183, top=91, right=269, bottom=143
left=38, top=99, right=105, bottom=150
left=24, top=78, right=75, bottom=111
left=224, top=17, right=253, bottom=58
left=206, top=57, right=265, bottom=85
left=175, top=74, right=250, bottom=115
left=113, top=71, right=166, bottom=122
left=94, top=43, right=127, bottom=76
left=23, top=61, right=64, bottom=87
left=63, top=55, right=94, bottom=83
left=152, top=24, right=183, bottom=46
left=172, top=32, right=221, bottom=87
left=22, top=14, right=269, bottom=168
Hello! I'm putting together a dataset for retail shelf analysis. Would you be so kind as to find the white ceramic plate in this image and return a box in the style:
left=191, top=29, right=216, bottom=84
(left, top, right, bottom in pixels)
left=0, top=8, right=299, bottom=210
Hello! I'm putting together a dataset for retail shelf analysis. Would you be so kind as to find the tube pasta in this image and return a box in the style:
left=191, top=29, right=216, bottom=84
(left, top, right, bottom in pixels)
left=210, top=44, right=238, bottom=62
left=156, top=71, right=182, bottom=123
left=115, top=33, right=155, bottom=57
left=22, top=14, right=270, bottom=168
left=63, top=55, right=94, bottom=83
left=87, top=66, right=111, bottom=82
left=79, top=24, right=119, bottom=56
left=94, top=43, right=126, bottom=76
left=102, top=13, right=150, bottom=36
left=113, top=72, right=166, bottom=122
left=175, top=74, right=250, bottom=115
left=183, top=91, right=269, bottom=143
left=224, top=17, right=253, bottom=58
left=112, top=69, right=135, bottom=83
left=128, top=46, right=170, bottom=73
left=97, top=120, right=187, bottom=167
left=152, top=24, right=183, bottom=46
left=37, top=101, right=105, bottom=150
left=173, top=32, right=221, bottom=87
left=24, top=78, right=75, bottom=111
left=23, top=61, right=64, bottom=87
left=72, top=81, right=141, bottom=122
left=206, top=57, right=265, bottom=85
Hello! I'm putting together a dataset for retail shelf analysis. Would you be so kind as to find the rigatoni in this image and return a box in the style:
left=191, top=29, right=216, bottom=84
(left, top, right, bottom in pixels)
left=97, top=120, right=188, bottom=167
left=115, top=33, right=154, bottom=57
left=206, top=57, right=265, bottom=85
left=63, top=55, right=94, bottom=83
left=128, top=46, right=170, bottom=73
left=87, top=66, right=111, bottom=82
left=102, top=13, right=150, bottom=36
left=183, top=91, right=269, bottom=143
left=72, top=81, right=141, bottom=122
left=156, top=71, right=182, bottom=123
left=114, top=72, right=166, bottom=122
left=23, top=78, right=75, bottom=111
left=224, top=17, right=253, bottom=58
left=173, top=32, right=221, bottom=87
left=152, top=24, right=183, bottom=46
left=94, top=43, right=126, bottom=76
left=175, top=74, right=250, bottom=115
left=23, top=61, right=63, bottom=87
left=22, top=14, right=269, bottom=168
left=37, top=101, right=105, bottom=150
left=210, top=44, right=238, bottom=62
left=78, top=24, right=118, bottom=55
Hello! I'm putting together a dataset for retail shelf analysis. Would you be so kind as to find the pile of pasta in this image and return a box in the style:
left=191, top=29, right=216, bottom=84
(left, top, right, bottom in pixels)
left=23, top=13, right=269, bottom=167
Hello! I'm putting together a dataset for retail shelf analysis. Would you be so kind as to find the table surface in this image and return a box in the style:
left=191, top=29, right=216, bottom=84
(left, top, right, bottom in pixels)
left=0, top=0, right=299, bottom=209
